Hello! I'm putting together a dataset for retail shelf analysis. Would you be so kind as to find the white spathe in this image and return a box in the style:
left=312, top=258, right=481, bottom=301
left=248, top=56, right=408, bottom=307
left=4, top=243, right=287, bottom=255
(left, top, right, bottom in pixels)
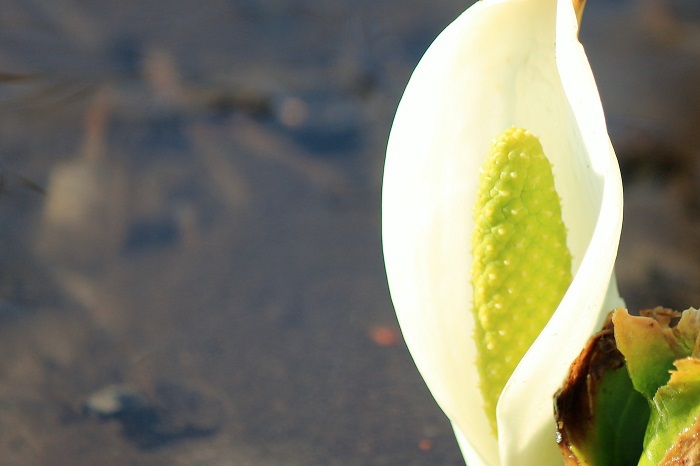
left=381, top=0, right=624, bottom=465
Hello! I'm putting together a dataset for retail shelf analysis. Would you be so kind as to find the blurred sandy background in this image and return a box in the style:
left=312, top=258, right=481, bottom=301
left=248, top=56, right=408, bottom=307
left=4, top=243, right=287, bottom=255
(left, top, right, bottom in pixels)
left=0, top=0, right=698, bottom=464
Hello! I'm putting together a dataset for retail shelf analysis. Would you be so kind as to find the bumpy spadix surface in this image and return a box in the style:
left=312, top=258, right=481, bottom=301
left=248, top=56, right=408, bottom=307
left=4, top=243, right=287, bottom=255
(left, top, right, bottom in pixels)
left=472, top=127, right=571, bottom=431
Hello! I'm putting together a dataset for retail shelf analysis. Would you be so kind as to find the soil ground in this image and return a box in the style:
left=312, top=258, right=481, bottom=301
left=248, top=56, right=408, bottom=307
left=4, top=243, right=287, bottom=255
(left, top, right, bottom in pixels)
left=0, top=0, right=699, bottom=465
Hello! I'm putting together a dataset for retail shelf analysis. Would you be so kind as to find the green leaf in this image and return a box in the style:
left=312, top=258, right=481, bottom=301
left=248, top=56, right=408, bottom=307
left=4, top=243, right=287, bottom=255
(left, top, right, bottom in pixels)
left=612, top=308, right=682, bottom=400
left=639, top=358, right=700, bottom=465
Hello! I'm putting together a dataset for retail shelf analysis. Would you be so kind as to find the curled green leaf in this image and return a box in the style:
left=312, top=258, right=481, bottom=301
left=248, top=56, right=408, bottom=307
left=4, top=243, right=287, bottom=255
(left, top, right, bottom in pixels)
left=640, top=357, right=700, bottom=465
left=554, top=312, right=648, bottom=466
left=612, top=308, right=681, bottom=400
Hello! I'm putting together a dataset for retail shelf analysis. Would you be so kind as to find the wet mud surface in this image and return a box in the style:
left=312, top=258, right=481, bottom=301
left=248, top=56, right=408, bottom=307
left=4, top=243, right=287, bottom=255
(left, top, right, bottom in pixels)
left=0, top=0, right=699, bottom=464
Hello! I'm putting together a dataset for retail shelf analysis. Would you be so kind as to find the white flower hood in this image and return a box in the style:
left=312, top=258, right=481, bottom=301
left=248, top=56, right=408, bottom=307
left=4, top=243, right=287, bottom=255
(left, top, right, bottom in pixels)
left=382, top=0, right=624, bottom=464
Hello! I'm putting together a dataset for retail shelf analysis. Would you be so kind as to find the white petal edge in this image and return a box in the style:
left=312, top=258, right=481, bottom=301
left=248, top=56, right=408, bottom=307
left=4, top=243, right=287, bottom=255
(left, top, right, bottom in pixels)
left=381, top=0, right=623, bottom=465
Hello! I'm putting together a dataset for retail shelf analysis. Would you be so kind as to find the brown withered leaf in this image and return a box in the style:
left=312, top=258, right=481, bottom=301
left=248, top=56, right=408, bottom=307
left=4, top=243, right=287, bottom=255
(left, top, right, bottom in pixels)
left=660, top=418, right=700, bottom=465
left=554, top=312, right=619, bottom=465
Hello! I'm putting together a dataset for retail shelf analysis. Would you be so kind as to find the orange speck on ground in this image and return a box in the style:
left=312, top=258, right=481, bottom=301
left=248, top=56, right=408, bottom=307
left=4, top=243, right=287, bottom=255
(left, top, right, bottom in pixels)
left=368, top=326, right=401, bottom=347
left=418, top=439, right=433, bottom=451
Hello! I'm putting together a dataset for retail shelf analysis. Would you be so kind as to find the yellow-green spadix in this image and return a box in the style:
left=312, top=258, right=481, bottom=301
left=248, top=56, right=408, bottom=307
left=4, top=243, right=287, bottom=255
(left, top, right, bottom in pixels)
left=472, top=127, right=572, bottom=434
left=381, top=0, right=624, bottom=465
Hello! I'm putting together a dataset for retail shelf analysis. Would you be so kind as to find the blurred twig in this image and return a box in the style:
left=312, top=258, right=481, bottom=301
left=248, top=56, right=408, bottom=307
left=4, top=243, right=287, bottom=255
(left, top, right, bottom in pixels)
left=189, top=124, right=251, bottom=211
left=230, top=116, right=348, bottom=195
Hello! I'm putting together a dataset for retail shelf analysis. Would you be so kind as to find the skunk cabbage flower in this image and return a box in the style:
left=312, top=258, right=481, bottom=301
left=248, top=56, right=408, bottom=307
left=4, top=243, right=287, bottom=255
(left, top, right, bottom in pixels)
left=382, top=0, right=624, bottom=464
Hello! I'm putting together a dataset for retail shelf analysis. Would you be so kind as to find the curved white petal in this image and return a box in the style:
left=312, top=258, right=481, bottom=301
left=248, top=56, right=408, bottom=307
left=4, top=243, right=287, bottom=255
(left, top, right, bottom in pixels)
left=382, top=0, right=623, bottom=465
